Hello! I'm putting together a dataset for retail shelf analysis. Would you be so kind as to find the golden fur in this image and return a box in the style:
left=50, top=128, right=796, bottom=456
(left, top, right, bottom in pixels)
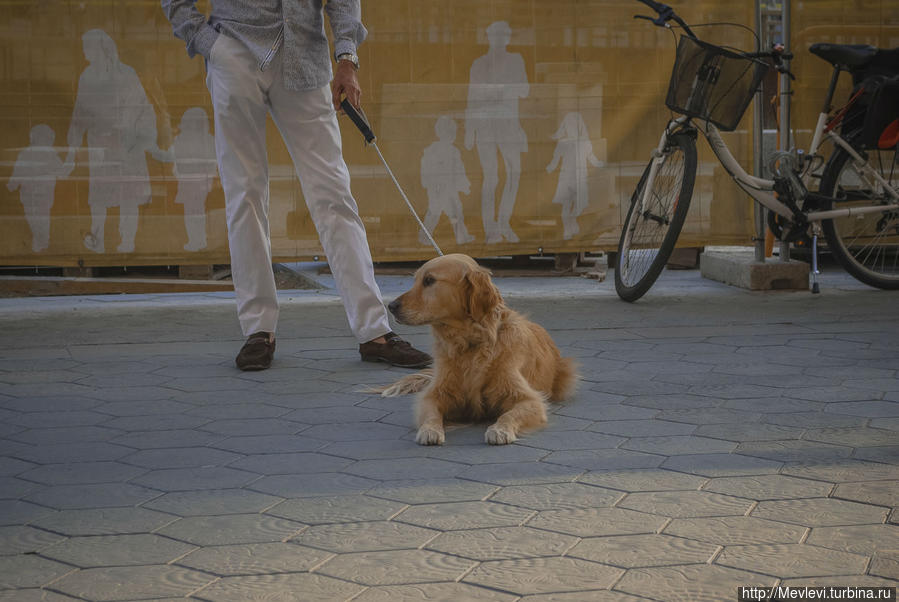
left=384, top=253, right=577, bottom=445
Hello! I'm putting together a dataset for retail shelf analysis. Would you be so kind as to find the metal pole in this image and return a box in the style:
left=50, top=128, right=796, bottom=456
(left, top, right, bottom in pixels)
left=753, top=0, right=766, bottom=263
left=779, top=0, right=792, bottom=261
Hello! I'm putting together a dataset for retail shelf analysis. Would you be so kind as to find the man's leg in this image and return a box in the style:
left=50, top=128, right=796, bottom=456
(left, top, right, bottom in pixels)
left=268, top=84, right=430, bottom=368
left=268, top=85, right=390, bottom=344
left=206, top=36, right=278, bottom=338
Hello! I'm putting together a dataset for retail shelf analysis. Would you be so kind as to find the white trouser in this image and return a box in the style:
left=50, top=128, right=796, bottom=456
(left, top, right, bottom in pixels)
left=206, top=33, right=391, bottom=343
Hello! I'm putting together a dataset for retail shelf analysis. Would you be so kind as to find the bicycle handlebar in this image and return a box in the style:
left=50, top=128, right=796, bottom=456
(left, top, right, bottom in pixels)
left=634, top=0, right=696, bottom=38
left=634, top=0, right=795, bottom=78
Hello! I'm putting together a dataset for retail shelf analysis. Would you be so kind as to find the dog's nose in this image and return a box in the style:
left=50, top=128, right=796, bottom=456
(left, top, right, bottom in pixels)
left=388, top=298, right=401, bottom=315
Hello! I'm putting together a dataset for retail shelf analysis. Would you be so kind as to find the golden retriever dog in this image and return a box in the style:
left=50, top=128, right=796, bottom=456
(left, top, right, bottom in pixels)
left=381, top=253, right=577, bottom=445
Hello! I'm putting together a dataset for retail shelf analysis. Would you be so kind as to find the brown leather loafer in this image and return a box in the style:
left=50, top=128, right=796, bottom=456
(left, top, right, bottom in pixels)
left=359, top=332, right=432, bottom=368
left=236, top=331, right=275, bottom=371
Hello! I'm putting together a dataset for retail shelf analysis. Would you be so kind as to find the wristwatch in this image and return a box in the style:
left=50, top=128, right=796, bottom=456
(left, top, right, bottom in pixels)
left=337, top=52, right=359, bottom=70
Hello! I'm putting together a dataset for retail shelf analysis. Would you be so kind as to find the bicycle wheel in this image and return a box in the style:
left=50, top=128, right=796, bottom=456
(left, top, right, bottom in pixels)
left=818, top=144, right=899, bottom=289
left=615, top=132, right=697, bottom=302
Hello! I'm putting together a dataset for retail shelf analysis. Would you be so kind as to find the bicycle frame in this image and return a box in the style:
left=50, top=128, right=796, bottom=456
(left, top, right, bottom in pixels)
left=640, top=115, right=899, bottom=225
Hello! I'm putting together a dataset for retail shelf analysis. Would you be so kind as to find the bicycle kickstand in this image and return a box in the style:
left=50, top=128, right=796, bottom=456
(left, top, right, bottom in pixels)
left=811, top=225, right=821, bottom=294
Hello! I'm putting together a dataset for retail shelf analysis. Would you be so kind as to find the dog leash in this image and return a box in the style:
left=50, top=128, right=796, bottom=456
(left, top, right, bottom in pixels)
left=340, top=98, right=444, bottom=257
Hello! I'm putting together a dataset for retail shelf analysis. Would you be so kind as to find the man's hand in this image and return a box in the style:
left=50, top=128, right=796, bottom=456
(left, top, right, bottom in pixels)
left=331, top=60, right=361, bottom=111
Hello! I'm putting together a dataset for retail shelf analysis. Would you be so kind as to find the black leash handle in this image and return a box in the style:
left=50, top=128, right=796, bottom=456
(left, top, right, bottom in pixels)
left=340, top=98, right=376, bottom=144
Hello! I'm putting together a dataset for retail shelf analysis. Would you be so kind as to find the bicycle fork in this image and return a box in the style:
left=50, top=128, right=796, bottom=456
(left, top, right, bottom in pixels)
left=638, top=120, right=687, bottom=219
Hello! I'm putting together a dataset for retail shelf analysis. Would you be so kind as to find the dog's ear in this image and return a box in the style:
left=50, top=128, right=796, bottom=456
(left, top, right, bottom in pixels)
left=464, top=267, right=502, bottom=322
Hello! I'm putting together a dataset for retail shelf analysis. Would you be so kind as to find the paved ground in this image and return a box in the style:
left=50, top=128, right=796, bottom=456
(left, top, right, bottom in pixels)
left=0, top=260, right=897, bottom=601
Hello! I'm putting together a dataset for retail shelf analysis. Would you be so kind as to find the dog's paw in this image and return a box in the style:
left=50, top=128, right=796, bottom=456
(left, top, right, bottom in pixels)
left=485, top=425, right=517, bottom=445
left=416, top=426, right=445, bottom=445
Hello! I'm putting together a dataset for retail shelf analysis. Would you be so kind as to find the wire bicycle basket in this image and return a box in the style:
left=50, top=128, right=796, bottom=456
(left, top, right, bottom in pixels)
left=666, top=35, right=769, bottom=131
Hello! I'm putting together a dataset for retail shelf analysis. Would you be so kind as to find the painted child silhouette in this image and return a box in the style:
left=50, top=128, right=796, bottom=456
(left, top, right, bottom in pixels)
left=420, top=116, right=474, bottom=245
left=546, top=112, right=602, bottom=240
left=173, top=107, right=217, bottom=251
left=7, top=125, right=73, bottom=252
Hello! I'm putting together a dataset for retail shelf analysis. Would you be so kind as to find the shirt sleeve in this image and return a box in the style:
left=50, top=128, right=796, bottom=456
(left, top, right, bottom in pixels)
left=324, top=0, right=368, bottom=59
left=160, top=0, right=219, bottom=59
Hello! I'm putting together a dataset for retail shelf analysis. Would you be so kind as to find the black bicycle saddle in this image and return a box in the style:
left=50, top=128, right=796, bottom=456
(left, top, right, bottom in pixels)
left=810, top=43, right=878, bottom=68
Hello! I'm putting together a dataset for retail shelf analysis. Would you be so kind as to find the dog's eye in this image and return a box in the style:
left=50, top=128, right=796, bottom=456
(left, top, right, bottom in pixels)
left=422, top=275, right=435, bottom=287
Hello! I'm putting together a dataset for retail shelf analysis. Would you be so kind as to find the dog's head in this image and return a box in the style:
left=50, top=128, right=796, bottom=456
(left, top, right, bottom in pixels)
left=389, top=254, right=503, bottom=326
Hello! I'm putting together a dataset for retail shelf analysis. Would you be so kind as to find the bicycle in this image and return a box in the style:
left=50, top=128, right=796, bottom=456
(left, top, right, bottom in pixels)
left=614, top=0, right=899, bottom=301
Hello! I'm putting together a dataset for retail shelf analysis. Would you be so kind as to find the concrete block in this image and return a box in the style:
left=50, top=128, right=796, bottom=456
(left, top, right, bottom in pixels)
left=700, top=250, right=808, bottom=291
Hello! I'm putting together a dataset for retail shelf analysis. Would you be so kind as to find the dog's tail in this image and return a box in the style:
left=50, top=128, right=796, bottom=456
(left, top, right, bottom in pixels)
left=360, top=368, right=434, bottom=397
left=550, top=357, right=579, bottom=402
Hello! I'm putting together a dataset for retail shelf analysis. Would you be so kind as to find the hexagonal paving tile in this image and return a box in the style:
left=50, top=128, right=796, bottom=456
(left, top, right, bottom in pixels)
left=694, top=422, right=805, bottom=442
left=622, top=436, right=736, bottom=456
left=352, top=582, right=517, bottom=601
left=250, top=472, right=378, bottom=498
left=0, top=588, right=78, bottom=601
left=266, top=495, right=405, bottom=524
left=782, top=460, right=899, bottom=483
left=51, top=565, right=215, bottom=601
left=803, top=426, right=899, bottom=447
left=395, top=501, right=534, bottom=531
left=514, top=430, right=625, bottom=451
left=518, top=591, right=650, bottom=601
left=527, top=507, right=667, bottom=537
left=131, top=466, right=258, bottom=491
left=542, top=449, right=664, bottom=472
left=342, top=457, right=465, bottom=480
left=0, top=554, right=75, bottom=588
left=426, top=442, right=547, bottom=465
left=488, top=482, right=623, bottom=511
left=292, top=520, right=438, bottom=553
left=617, top=490, right=753, bottom=518
left=29, top=507, right=177, bottom=536
left=142, top=488, right=282, bottom=516
left=870, top=550, right=899, bottom=580
left=464, top=556, right=623, bottom=596
left=427, top=526, right=577, bottom=560
left=615, top=564, right=777, bottom=601
left=177, top=542, right=331, bottom=575
left=156, top=514, right=306, bottom=546
left=316, top=549, right=476, bottom=585
left=24, top=482, right=159, bottom=510
left=833, top=480, right=899, bottom=507
left=661, top=453, right=783, bottom=477
left=194, top=572, right=363, bottom=601
left=41, top=534, right=195, bottom=567
left=588, top=419, right=696, bottom=438
left=805, top=524, right=899, bottom=555
left=0, top=500, right=56, bottom=527
left=751, top=498, right=889, bottom=527
left=716, top=543, right=868, bottom=578
left=0, top=525, right=65, bottom=555
left=227, top=451, right=353, bottom=475
left=121, top=447, right=242, bottom=469
left=579, top=469, right=707, bottom=492
left=568, top=534, right=719, bottom=568
left=735, top=440, right=853, bottom=463
left=854, top=445, right=899, bottom=464
left=366, top=478, right=498, bottom=504
left=702, top=474, right=833, bottom=500
left=211, top=434, right=326, bottom=454
left=664, top=516, right=807, bottom=546
left=459, top=461, right=584, bottom=486
left=13, top=442, right=132, bottom=464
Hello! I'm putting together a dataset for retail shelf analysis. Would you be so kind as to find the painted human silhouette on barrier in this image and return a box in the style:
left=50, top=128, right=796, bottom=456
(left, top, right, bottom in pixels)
left=7, top=125, right=73, bottom=253
left=547, top=112, right=603, bottom=240
left=66, top=29, right=171, bottom=254
left=420, top=116, right=474, bottom=246
left=172, top=107, right=217, bottom=251
left=465, top=21, right=529, bottom=244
